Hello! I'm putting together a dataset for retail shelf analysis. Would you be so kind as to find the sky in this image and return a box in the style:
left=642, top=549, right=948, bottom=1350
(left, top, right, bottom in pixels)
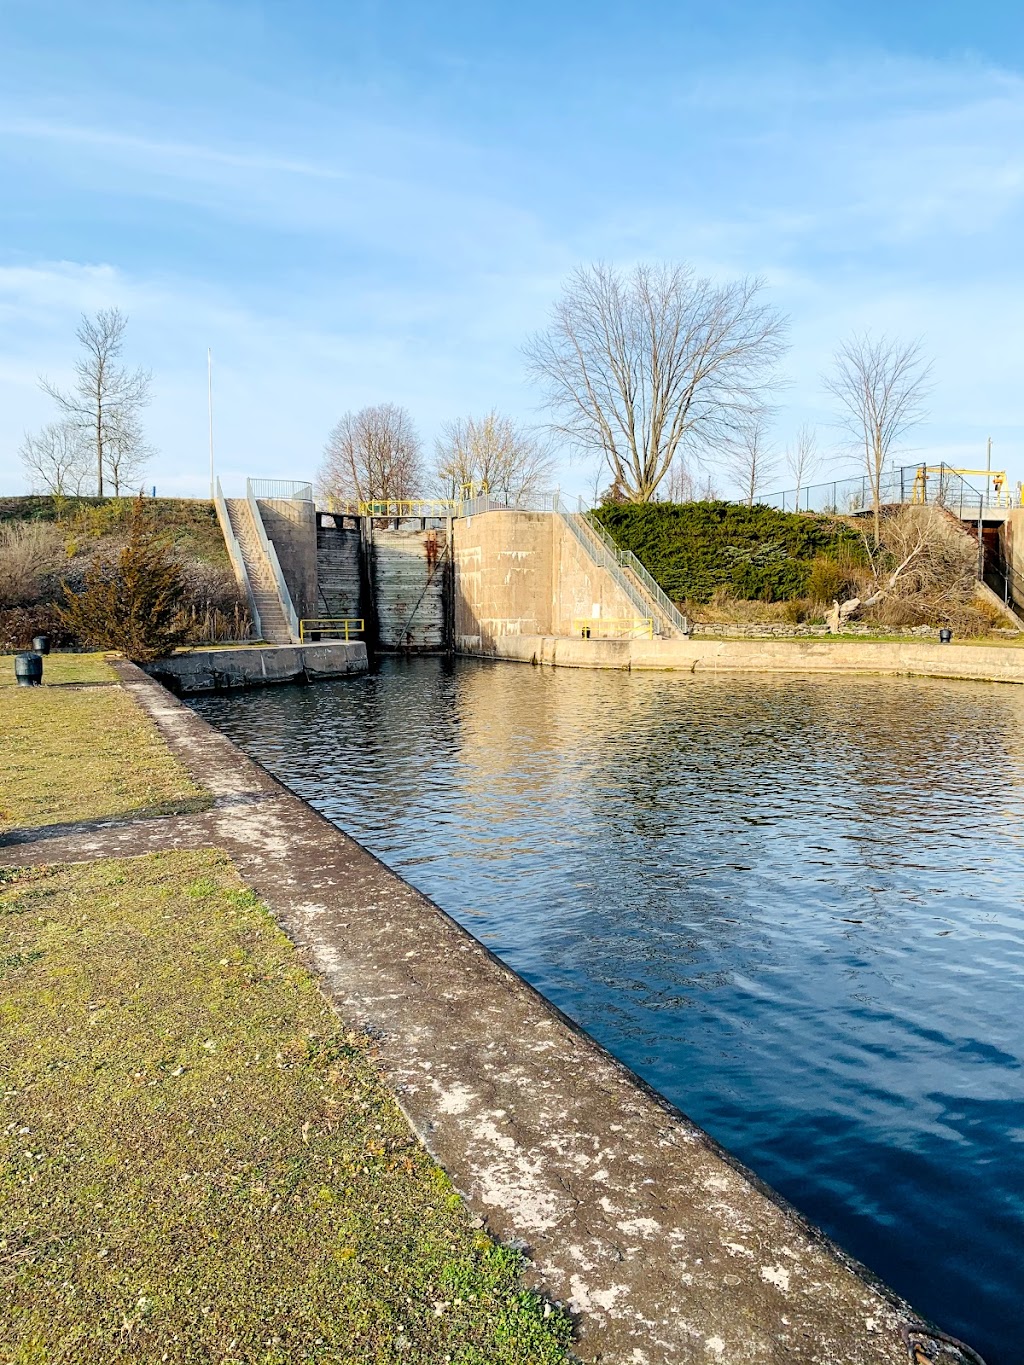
left=1, top=0, right=1022, bottom=500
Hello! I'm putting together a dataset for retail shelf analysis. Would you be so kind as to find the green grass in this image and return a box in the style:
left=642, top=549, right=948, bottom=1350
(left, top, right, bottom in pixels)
left=0, top=651, right=117, bottom=687
left=0, top=851, right=573, bottom=1364
left=0, top=680, right=209, bottom=831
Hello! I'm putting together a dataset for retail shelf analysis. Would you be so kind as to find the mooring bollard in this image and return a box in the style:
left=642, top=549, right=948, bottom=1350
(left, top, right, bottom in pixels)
left=31, top=634, right=50, bottom=654
left=939, top=628, right=953, bottom=644
left=14, top=652, right=43, bottom=686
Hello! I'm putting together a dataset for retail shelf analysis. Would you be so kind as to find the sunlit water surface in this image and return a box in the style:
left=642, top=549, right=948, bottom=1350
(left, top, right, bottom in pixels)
left=191, top=658, right=1024, bottom=1363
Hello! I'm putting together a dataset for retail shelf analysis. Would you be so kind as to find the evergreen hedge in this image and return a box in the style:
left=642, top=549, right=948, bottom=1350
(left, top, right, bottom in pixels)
left=593, top=501, right=865, bottom=603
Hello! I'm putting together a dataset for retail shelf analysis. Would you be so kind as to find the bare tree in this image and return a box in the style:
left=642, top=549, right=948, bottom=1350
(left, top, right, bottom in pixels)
left=725, top=416, right=778, bottom=507
left=19, top=420, right=91, bottom=497
left=432, top=410, right=553, bottom=505
left=827, top=504, right=976, bottom=631
left=524, top=261, right=788, bottom=502
left=784, top=424, right=819, bottom=510
left=104, top=408, right=155, bottom=496
left=823, top=333, right=931, bottom=546
left=39, top=308, right=153, bottom=498
left=317, top=403, right=423, bottom=504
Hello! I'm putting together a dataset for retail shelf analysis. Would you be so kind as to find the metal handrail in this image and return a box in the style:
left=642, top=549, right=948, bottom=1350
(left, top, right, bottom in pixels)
left=246, top=484, right=301, bottom=643
left=760, top=462, right=1024, bottom=517
left=247, top=478, right=313, bottom=502
left=357, top=498, right=459, bottom=518
left=299, top=617, right=364, bottom=643
left=572, top=617, right=654, bottom=639
left=214, top=477, right=261, bottom=640
left=552, top=495, right=665, bottom=634
left=580, top=509, right=690, bottom=637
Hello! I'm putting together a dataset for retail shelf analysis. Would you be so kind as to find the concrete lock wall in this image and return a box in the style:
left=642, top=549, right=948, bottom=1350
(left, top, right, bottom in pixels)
left=259, top=498, right=318, bottom=619
left=453, top=509, right=653, bottom=653
left=316, top=514, right=364, bottom=620
left=1002, top=508, right=1024, bottom=611
left=372, top=525, right=450, bottom=651
left=453, top=510, right=554, bottom=651
left=145, top=642, right=368, bottom=694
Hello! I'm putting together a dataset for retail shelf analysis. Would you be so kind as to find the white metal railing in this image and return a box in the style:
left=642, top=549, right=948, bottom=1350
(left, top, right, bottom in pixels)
left=247, top=478, right=313, bottom=502
left=552, top=495, right=666, bottom=634
left=214, top=477, right=261, bottom=639
left=246, top=484, right=301, bottom=643
left=580, top=508, right=690, bottom=637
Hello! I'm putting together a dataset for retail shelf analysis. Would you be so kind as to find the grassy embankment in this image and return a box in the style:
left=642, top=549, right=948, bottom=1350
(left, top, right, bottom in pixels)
left=0, top=662, right=572, bottom=1363
left=0, top=654, right=209, bottom=833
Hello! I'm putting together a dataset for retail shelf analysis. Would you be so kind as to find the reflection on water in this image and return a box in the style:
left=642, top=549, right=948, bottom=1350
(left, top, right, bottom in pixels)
left=191, top=659, right=1024, bottom=1364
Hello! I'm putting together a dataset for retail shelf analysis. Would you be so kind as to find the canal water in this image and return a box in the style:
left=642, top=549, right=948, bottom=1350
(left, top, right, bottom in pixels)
left=190, top=658, right=1024, bottom=1364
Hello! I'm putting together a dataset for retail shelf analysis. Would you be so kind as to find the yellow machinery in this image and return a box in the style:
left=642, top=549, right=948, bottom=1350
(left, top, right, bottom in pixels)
left=573, top=617, right=654, bottom=640
left=911, top=467, right=1016, bottom=507
left=299, top=618, right=364, bottom=643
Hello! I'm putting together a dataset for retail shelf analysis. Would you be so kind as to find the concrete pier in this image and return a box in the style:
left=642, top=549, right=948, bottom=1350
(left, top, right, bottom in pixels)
left=145, top=641, right=367, bottom=695
left=461, top=631, right=1024, bottom=685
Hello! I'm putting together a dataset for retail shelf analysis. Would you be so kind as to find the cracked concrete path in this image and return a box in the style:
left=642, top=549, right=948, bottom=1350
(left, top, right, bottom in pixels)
left=1, top=663, right=965, bottom=1365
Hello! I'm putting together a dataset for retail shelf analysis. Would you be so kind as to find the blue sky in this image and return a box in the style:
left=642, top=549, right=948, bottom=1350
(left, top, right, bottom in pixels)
left=1, top=0, right=1022, bottom=499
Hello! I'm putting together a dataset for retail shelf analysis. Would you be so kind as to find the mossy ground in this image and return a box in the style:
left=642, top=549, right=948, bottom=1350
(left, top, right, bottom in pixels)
left=0, top=851, right=573, bottom=1364
left=0, top=657, right=209, bottom=830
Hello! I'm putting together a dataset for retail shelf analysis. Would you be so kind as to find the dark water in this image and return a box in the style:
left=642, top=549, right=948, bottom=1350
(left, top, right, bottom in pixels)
left=190, top=658, right=1024, bottom=1363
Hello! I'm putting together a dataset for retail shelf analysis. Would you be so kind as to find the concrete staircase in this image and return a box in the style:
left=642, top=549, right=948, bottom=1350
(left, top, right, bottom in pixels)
left=224, top=498, right=293, bottom=644
left=567, top=509, right=689, bottom=637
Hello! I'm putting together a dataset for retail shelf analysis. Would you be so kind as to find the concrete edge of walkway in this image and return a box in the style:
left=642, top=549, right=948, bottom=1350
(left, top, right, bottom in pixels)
left=3, top=660, right=976, bottom=1365
left=459, top=632, right=1024, bottom=685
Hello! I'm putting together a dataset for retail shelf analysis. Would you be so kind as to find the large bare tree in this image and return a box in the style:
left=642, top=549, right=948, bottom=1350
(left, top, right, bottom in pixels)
left=725, top=416, right=778, bottom=507
left=823, top=333, right=931, bottom=546
left=40, top=308, right=153, bottom=498
left=431, top=410, right=553, bottom=505
left=525, top=262, right=788, bottom=502
left=19, top=420, right=91, bottom=497
left=783, top=423, right=819, bottom=510
left=317, top=403, right=423, bottom=504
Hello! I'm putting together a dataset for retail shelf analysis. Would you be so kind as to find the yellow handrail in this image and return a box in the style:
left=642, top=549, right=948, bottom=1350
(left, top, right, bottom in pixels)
left=572, top=617, right=654, bottom=640
left=299, top=618, right=365, bottom=643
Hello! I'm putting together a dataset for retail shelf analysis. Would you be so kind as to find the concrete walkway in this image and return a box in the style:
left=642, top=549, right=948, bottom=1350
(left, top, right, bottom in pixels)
left=1, top=664, right=978, bottom=1365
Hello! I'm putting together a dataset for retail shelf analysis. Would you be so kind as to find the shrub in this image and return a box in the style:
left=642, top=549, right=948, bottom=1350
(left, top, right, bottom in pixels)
left=0, top=523, right=66, bottom=608
left=806, top=552, right=867, bottom=605
left=177, top=561, right=251, bottom=643
left=59, top=497, right=189, bottom=663
left=593, top=501, right=866, bottom=603
left=0, top=604, right=75, bottom=653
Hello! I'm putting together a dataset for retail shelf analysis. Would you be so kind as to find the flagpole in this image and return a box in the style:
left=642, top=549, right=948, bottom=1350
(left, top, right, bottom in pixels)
left=207, top=347, right=215, bottom=500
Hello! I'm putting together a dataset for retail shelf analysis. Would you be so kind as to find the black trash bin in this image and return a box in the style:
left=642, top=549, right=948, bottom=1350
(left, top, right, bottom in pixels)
left=939, top=628, right=953, bottom=644
left=15, top=652, right=43, bottom=686
left=32, top=634, right=50, bottom=655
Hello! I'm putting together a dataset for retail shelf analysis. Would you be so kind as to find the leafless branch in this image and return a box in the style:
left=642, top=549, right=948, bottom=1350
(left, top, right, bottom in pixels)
left=823, top=332, right=932, bottom=546
left=317, top=404, right=423, bottom=503
left=38, top=308, right=153, bottom=497
left=431, top=410, right=553, bottom=505
left=525, top=262, right=788, bottom=502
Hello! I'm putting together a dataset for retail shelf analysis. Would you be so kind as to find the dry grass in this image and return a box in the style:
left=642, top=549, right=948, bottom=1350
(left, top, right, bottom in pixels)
left=0, top=678, right=209, bottom=830
left=0, top=851, right=572, bottom=1364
